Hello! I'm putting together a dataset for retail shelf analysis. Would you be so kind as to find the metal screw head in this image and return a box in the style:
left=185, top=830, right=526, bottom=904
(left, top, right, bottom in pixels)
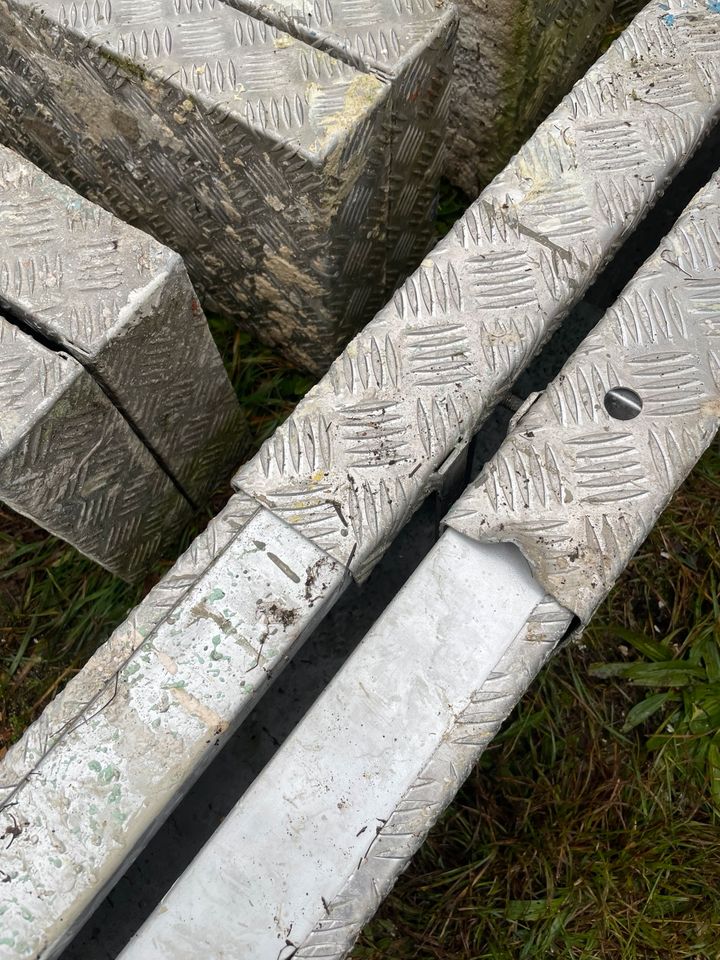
left=604, top=386, right=643, bottom=421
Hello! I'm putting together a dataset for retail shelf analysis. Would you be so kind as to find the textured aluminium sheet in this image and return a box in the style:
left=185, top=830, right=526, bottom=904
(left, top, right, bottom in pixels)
left=0, top=502, right=346, bottom=960
left=234, top=0, right=720, bottom=581
left=0, top=0, right=447, bottom=371
left=1, top=3, right=718, bottom=954
left=115, top=163, right=720, bottom=960
left=222, top=0, right=459, bottom=288
left=0, top=316, right=192, bottom=579
left=0, top=146, right=247, bottom=506
left=447, top=168, right=720, bottom=621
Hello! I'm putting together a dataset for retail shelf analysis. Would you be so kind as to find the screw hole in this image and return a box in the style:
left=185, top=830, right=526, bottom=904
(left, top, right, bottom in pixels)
left=604, top=386, right=643, bottom=421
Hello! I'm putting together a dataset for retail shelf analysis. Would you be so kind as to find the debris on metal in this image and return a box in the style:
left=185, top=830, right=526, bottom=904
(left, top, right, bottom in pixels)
left=0, top=146, right=247, bottom=507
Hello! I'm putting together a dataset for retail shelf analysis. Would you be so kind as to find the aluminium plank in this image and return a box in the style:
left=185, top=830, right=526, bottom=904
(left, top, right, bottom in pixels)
left=0, top=2, right=718, bottom=955
left=118, top=160, right=720, bottom=960
left=0, top=145, right=247, bottom=506
left=116, top=534, right=572, bottom=960
left=0, top=316, right=193, bottom=579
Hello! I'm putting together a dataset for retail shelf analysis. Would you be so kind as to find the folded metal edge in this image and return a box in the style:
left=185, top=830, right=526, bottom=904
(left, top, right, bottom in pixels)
left=446, top=167, right=720, bottom=623
left=221, top=0, right=456, bottom=78
left=219, top=0, right=459, bottom=288
left=0, top=317, right=193, bottom=581
left=0, top=507, right=346, bottom=960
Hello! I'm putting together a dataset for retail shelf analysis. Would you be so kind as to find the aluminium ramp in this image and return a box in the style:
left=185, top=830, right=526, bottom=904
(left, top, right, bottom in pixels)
left=0, top=3, right=719, bottom=956
left=0, top=146, right=247, bottom=508
left=118, top=165, right=720, bottom=960
left=0, top=0, right=454, bottom=371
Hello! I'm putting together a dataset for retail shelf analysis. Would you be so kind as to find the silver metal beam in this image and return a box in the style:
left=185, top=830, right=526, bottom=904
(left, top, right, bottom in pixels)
left=0, top=145, right=247, bottom=507
left=1, top=3, right=718, bottom=956
left=0, top=317, right=192, bottom=579
left=116, top=160, right=720, bottom=960
left=116, top=533, right=571, bottom=960
left=233, top=0, right=720, bottom=580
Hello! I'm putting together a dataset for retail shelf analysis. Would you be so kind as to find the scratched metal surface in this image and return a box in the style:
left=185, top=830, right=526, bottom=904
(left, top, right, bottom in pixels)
left=0, top=317, right=192, bottom=580
left=0, top=146, right=247, bottom=505
left=447, top=168, right=720, bottom=622
left=0, top=507, right=346, bottom=960
left=222, top=0, right=459, bottom=289
left=0, top=0, right=449, bottom=371
left=109, top=159, right=720, bottom=960
left=234, top=0, right=720, bottom=580
left=114, top=533, right=571, bottom=960
left=290, top=597, right=572, bottom=960
left=2, top=3, right=718, bottom=953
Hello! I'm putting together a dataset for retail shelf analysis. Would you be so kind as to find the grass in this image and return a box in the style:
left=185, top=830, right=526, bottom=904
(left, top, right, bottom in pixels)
left=354, top=442, right=720, bottom=960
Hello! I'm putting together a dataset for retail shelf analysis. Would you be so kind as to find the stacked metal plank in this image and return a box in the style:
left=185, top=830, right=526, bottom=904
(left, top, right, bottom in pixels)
left=0, top=0, right=456, bottom=371
left=117, top=158, right=720, bottom=960
left=0, top=146, right=246, bottom=578
left=0, top=4, right=717, bottom=957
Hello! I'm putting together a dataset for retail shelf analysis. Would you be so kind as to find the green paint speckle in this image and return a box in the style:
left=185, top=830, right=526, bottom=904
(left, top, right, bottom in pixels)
left=210, top=634, right=228, bottom=662
left=88, top=761, right=119, bottom=784
left=206, top=588, right=225, bottom=603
